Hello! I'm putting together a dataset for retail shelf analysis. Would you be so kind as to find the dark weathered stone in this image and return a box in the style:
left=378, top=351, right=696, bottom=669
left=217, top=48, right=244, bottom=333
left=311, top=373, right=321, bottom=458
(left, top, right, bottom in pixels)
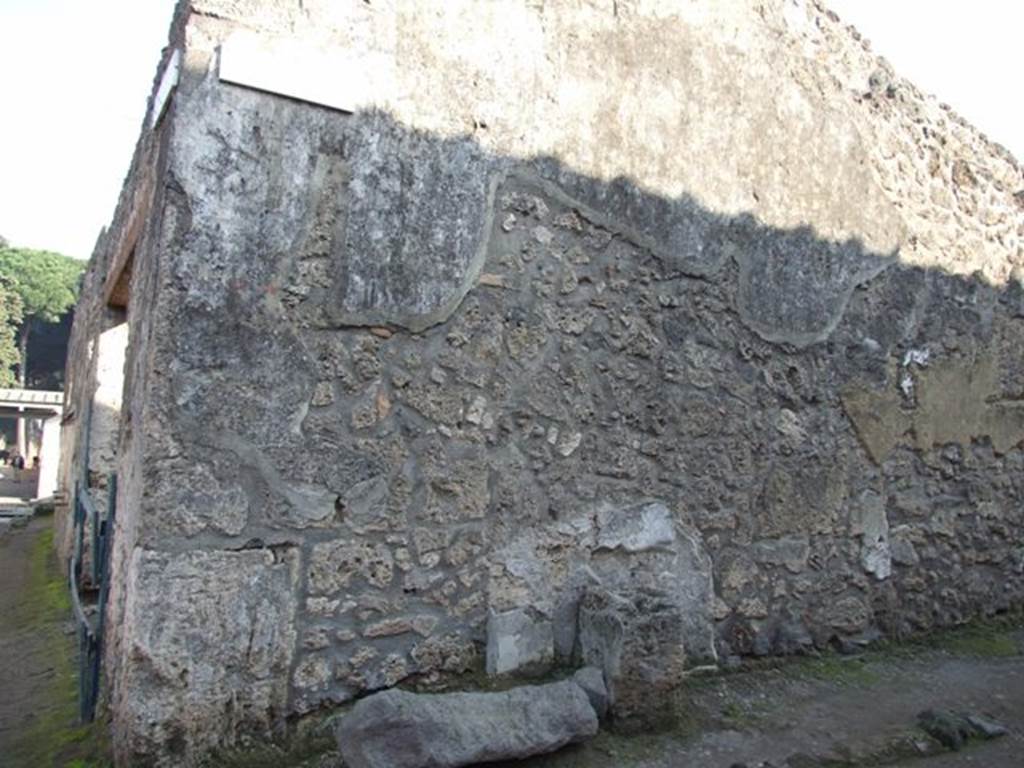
left=578, top=588, right=686, bottom=726
left=917, top=709, right=973, bottom=751
left=334, top=681, right=599, bottom=768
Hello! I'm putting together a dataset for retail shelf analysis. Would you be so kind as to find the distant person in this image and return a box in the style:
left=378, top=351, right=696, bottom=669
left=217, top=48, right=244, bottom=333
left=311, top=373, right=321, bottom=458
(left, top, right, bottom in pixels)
left=32, top=456, right=40, bottom=470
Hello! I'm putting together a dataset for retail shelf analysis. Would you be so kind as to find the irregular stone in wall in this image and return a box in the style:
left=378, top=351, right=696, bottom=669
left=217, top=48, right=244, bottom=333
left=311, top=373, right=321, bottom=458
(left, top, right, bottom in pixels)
left=760, top=463, right=845, bottom=536
left=823, top=595, right=871, bottom=634
left=114, top=547, right=299, bottom=759
left=352, top=652, right=411, bottom=692
left=485, top=607, right=555, bottom=676
left=669, top=526, right=719, bottom=666
left=890, top=525, right=921, bottom=567
left=419, top=441, right=491, bottom=523
left=337, top=476, right=392, bottom=535
left=595, top=501, right=675, bottom=553
left=293, top=655, right=331, bottom=690
left=410, top=633, right=479, bottom=675
left=572, top=666, right=610, bottom=719
left=752, top=536, right=810, bottom=574
left=308, top=540, right=394, bottom=594
left=153, top=459, right=250, bottom=537
left=850, top=489, right=891, bottom=580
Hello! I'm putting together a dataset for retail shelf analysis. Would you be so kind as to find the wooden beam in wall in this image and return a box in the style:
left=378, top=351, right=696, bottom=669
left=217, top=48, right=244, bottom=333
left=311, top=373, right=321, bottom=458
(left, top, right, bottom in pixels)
left=104, top=173, right=153, bottom=309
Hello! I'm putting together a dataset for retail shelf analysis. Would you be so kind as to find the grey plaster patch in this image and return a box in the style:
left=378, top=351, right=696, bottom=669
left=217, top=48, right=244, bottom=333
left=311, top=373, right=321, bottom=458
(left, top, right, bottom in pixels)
left=752, top=536, right=811, bottom=575
left=326, top=113, right=499, bottom=332
left=734, top=222, right=897, bottom=348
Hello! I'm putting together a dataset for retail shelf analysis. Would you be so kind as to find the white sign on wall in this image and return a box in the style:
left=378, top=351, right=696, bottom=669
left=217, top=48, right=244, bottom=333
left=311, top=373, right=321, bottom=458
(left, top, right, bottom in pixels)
left=218, top=32, right=391, bottom=113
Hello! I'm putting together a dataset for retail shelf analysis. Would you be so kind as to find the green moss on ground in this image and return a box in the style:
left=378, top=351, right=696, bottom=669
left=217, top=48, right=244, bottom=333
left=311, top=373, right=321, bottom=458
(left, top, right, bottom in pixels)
left=924, top=620, right=1021, bottom=658
left=8, top=520, right=111, bottom=768
left=198, top=719, right=340, bottom=768
left=787, top=654, right=883, bottom=687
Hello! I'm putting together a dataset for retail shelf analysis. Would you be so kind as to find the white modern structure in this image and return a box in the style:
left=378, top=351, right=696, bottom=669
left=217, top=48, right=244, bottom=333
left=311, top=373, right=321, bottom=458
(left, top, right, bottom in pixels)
left=0, top=387, right=63, bottom=499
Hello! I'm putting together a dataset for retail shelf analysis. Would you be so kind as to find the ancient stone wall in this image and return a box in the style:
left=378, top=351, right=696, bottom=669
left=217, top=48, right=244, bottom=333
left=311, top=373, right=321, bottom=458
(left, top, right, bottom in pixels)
left=60, top=0, right=1024, bottom=763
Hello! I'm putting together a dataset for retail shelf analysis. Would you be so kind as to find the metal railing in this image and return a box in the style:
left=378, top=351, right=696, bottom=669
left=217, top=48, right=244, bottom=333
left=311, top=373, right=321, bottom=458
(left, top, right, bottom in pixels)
left=69, top=473, right=116, bottom=722
left=68, top=388, right=117, bottom=722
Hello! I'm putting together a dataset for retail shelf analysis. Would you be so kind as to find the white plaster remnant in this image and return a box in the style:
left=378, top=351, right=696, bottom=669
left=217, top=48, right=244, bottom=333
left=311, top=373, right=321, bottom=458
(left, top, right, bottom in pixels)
left=902, top=347, right=931, bottom=368
left=556, top=431, right=583, bottom=457
left=900, top=372, right=915, bottom=399
left=851, top=490, right=891, bottom=580
left=465, top=395, right=488, bottom=425
left=900, top=348, right=930, bottom=399
left=596, top=501, right=676, bottom=553
left=485, top=608, right=554, bottom=675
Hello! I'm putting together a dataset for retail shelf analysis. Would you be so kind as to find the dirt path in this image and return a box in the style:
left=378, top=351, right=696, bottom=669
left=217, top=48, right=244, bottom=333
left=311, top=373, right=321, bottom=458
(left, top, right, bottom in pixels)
left=0, top=513, right=108, bottom=767
left=229, top=622, right=1024, bottom=768
left=490, top=626, right=1024, bottom=768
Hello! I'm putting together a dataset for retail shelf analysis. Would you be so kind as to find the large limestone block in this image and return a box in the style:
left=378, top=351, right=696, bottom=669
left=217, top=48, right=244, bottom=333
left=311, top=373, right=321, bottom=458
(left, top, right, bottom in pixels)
left=335, top=680, right=599, bottom=768
left=589, top=504, right=718, bottom=667
left=113, top=547, right=299, bottom=763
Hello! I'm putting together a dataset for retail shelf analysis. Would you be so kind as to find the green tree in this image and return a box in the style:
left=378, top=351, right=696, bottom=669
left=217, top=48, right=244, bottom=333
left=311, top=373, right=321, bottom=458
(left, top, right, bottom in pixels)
left=0, top=247, right=84, bottom=388
left=0, top=277, right=23, bottom=387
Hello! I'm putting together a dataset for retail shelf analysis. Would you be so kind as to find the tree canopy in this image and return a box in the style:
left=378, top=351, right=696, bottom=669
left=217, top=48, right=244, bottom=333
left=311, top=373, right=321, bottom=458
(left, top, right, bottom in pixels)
left=0, top=247, right=83, bottom=323
left=0, top=246, right=84, bottom=387
left=0, top=277, right=23, bottom=387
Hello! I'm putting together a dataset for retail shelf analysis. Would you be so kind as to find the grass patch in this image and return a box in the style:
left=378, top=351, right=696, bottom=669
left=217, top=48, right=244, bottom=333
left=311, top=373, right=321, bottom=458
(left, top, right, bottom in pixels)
left=787, top=654, right=883, bottom=687
left=922, top=621, right=1020, bottom=659
left=197, top=708, right=343, bottom=768
left=199, top=734, right=338, bottom=768
left=6, top=519, right=112, bottom=767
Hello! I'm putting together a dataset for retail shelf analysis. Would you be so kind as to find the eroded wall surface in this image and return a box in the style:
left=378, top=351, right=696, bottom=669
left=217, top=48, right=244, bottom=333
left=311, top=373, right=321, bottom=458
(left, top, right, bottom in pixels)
left=61, top=0, right=1024, bottom=763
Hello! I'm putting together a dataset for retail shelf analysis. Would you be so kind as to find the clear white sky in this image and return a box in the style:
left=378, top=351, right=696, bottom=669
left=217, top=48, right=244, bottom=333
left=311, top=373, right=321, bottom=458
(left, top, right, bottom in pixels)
left=0, top=0, right=1019, bottom=260
left=0, top=0, right=177, bottom=259
left=829, top=0, right=1022, bottom=160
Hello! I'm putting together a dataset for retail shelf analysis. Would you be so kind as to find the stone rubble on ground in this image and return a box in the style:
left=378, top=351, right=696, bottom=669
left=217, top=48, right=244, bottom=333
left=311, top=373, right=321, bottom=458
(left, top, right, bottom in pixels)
left=334, top=672, right=604, bottom=768
left=916, top=708, right=1008, bottom=751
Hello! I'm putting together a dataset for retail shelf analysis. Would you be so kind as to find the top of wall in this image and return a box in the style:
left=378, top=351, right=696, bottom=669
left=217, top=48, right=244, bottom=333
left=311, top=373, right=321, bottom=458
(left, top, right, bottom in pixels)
left=168, top=0, right=1021, bottom=286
